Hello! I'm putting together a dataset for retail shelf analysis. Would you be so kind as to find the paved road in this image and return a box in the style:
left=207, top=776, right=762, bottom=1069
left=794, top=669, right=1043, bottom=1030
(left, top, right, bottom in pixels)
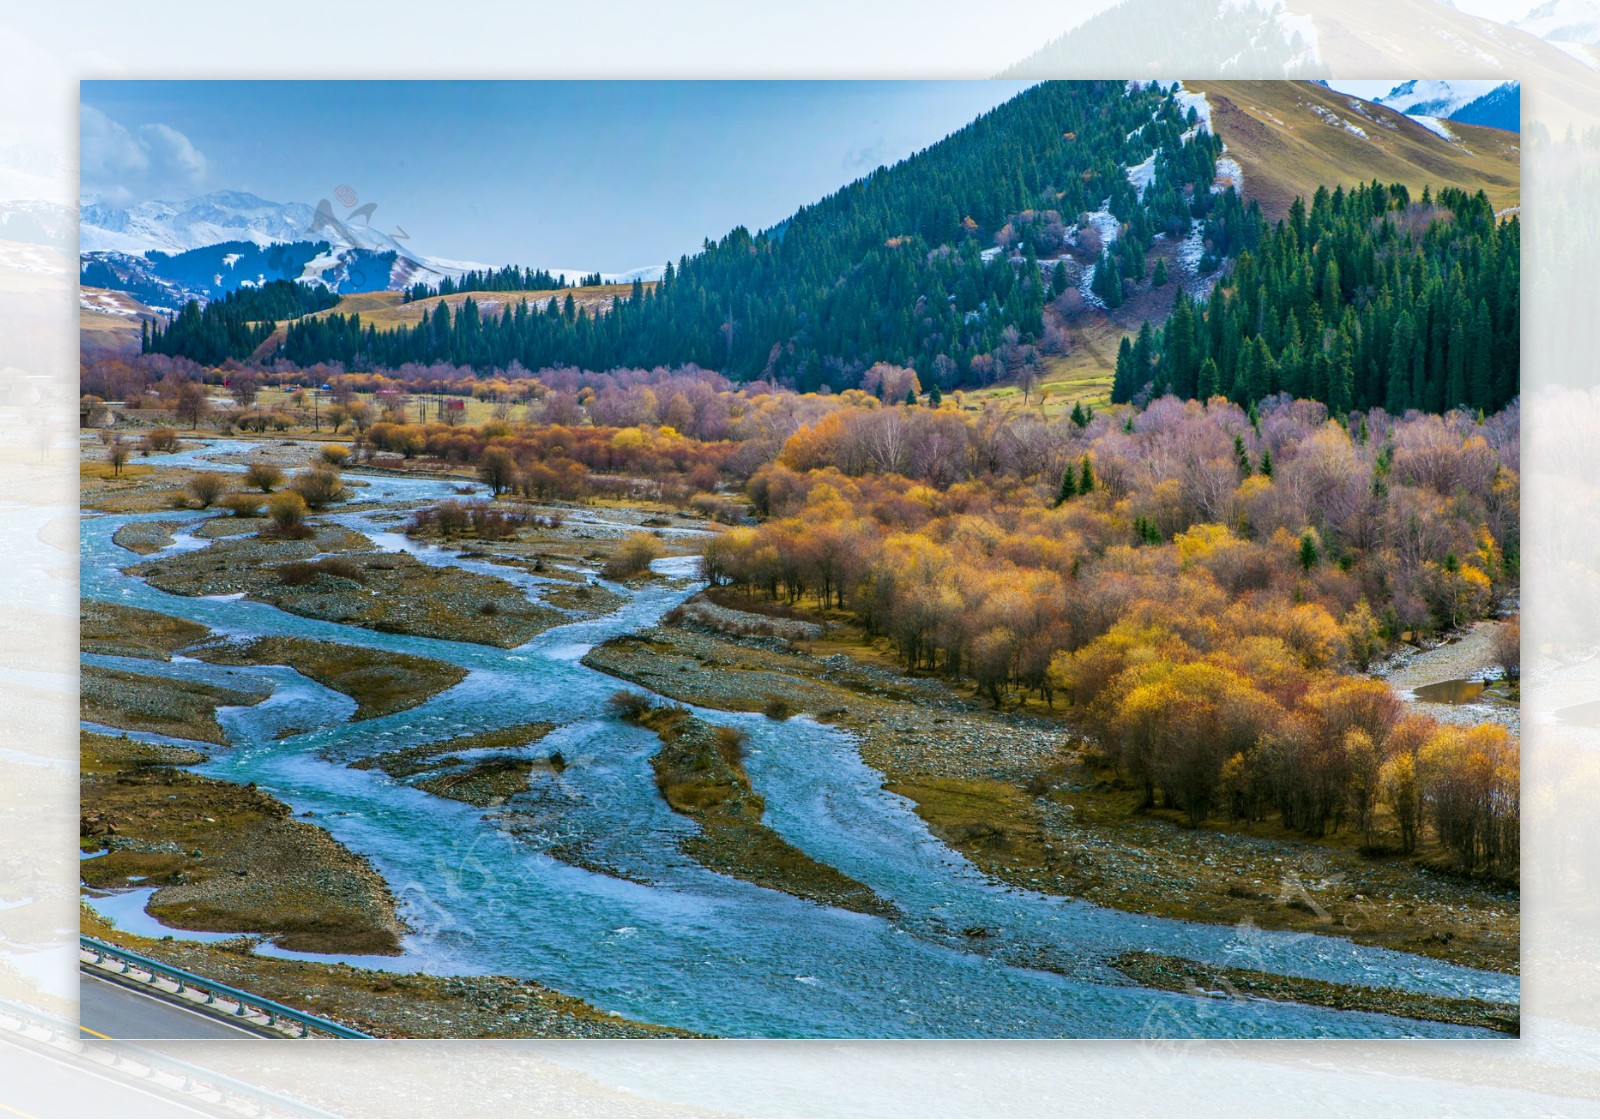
left=79, top=972, right=266, bottom=1041
left=0, top=1038, right=218, bottom=1118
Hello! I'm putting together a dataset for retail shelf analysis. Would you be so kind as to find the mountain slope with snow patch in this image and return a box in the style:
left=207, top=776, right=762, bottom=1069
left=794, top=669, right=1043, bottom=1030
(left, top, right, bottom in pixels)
left=1187, top=80, right=1520, bottom=219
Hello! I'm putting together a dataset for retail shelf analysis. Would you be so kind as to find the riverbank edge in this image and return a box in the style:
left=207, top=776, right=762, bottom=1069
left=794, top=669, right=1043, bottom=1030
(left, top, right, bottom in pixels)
left=1110, top=950, right=1519, bottom=1035
left=581, top=612, right=1520, bottom=979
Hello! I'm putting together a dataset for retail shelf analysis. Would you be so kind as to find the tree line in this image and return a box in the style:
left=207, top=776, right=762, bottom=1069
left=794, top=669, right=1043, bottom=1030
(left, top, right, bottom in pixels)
left=402, top=266, right=603, bottom=302
left=697, top=394, right=1518, bottom=874
left=253, top=81, right=1239, bottom=388
left=1111, top=182, right=1520, bottom=417
left=142, top=280, right=339, bottom=366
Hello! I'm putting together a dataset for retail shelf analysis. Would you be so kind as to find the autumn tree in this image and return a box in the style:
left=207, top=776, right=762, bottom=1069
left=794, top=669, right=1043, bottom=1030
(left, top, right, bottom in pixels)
left=478, top=447, right=517, bottom=496
left=289, top=467, right=346, bottom=510
left=1493, top=614, right=1520, bottom=680
left=185, top=472, right=226, bottom=509
left=265, top=491, right=311, bottom=539
left=245, top=463, right=284, bottom=493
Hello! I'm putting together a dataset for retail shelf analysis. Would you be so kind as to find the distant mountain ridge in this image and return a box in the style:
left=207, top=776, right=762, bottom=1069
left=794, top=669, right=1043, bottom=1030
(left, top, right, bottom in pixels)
left=79, top=189, right=665, bottom=309
left=80, top=191, right=322, bottom=256
left=1376, top=79, right=1521, bottom=133
left=1449, top=83, right=1522, bottom=132
left=1513, top=0, right=1600, bottom=43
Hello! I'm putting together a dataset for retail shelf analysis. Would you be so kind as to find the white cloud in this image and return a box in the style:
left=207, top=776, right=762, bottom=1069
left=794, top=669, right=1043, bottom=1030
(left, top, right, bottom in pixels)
left=79, top=104, right=206, bottom=204
left=139, top=122, right=207, bottom=181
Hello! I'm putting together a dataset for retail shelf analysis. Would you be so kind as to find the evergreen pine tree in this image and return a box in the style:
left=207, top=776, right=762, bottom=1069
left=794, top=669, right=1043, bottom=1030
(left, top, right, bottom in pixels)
left=1050, top=261, right=1069, bottom=296
left=1077, top=455, right=1096, bottom=495
left=1055, top=467, right=1076, bottom=506
left=1133, top=320, right=1155, bottom=395
left=1299, top=531, right=1320, bottom=571
left=1446, top=319, right=1468, bottom=409
left=1111, top=336, right=1137, bottom=404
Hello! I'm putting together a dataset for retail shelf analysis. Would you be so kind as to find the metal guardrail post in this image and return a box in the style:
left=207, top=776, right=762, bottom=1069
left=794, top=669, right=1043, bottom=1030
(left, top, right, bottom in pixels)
left=79, top=936, right=372, bottom=1039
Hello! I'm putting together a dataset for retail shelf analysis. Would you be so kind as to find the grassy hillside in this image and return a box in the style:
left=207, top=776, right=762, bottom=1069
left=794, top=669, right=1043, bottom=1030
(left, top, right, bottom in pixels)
left=1295, top=0, right=1592, bottom=135
left=1192, top=80, right=1520, bottom=220
left=323, top=283, right=649, bottom=329
left=1003, top=0, right=1595, bottom=137
left=962, top=319, right=1122, bottom=416
left=248, top=282, right=649, bottom=362
left=80, top=286, right=156, bottom=358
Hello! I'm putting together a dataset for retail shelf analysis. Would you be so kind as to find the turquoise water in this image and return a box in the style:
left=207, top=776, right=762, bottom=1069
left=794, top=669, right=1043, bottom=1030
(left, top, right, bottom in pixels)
left=80, top=440, right=1516, bottom=1038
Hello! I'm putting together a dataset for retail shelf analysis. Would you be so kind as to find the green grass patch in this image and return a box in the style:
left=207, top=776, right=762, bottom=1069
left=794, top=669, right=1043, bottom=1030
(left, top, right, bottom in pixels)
left=415, top=757, right=536, bottom=806
left=80, top=600, right=210, bottom=661
left=190, top=635, right=468, bottom=721
left=80, top=731, right=403, bottom=955
left=349, top=722, right=556, bottom=778
left=80, top=664, right=266, bottom=744
left=624, top=700, right=897, bottom=918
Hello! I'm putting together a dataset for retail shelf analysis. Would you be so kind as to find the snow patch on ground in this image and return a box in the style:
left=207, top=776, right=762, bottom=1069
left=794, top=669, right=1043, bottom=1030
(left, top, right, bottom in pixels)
left=1214, top=0, right=1319, bottom=67
left=1175, top=220, right=1224, bottom=300
left=980, top=246, right=1004, bottom=262
left=80, top=290, right=139, bottom=316
left=1075, top=207, right=1122, bottom=310
left=297, top=251, right=342, bottom=283
left=1172, top=81, right=1213, bottom=134
left=1077, top=265, right=1105, bottom=310
left=0, top=242, right=65, bottom=275
left=221, top=252, right=241, bottom=268
left=1410, top=115, right=1457, bottom=141
left=1273, top=5, right=1321, bottom=66
left=1550, top=39, right=1599, bottom=68
left=1212, top=156, right=1244, bottom=195
left=1125, top=152, right=1157, bottom=200
left=1310, top=104, right=1369, bottom=139
left=1176, top=220, right=1207, bottom=274
left=1084, top=209, right=1120, bottom=249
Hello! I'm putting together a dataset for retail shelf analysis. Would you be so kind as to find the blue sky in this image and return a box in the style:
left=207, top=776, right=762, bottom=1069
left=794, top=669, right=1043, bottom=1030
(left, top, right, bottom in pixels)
left=82, top=80, right=1035, bottom=272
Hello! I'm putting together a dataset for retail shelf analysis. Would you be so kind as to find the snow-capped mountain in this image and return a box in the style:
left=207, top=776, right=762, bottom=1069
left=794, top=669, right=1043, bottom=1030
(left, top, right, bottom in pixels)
left=80, top=191, right=321, bottom=256
left=0, top=200, right=73, bottom=248
left=1513, top=0, right=1600, bottom=43
left=79, top=188, right=477, bottom=263
left=1507, top=0, right=1600, bottom=67
left=1375, top=80, right=1520, bottom=133
left=1450, top=82, right=1522, bottom=132
left=81, top=190, right=497, bottom=308
left=1376, top=79, right=1503, bottom=119
left=80, top=189, right=664, bottom=307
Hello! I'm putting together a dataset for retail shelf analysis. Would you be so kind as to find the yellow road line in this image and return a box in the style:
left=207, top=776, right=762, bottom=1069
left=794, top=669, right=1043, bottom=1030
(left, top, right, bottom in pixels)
left=77, top=1024, right=113, bottom=1040
left=0, top=1101, right=38, bottom=1118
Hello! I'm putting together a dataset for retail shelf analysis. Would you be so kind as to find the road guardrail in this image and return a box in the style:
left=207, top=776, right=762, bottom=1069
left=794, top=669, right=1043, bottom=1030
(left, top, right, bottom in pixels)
left=80, top=936, right=372, bottom=1039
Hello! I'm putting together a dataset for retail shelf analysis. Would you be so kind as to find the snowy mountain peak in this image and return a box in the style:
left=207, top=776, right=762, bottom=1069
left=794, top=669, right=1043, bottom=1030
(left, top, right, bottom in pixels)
left=1373, top=79, right=1520, bottom=134
left=1376, top=79, right=1502, bottom=118
left=80, top=191, right=320, bottom=256
left=1513, top=0, right=1600, bottom=44
left=80, top=189, right=668, bottom=309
